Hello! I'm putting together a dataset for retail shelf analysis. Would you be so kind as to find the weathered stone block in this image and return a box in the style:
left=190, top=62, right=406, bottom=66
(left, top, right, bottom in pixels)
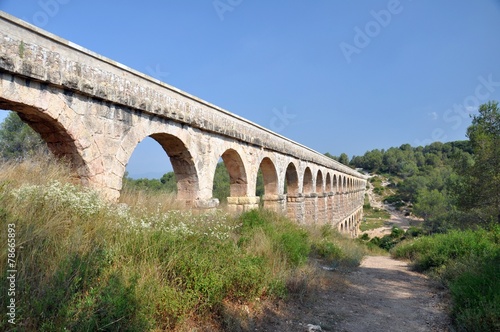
left=195, top=198, right=219, bottom=209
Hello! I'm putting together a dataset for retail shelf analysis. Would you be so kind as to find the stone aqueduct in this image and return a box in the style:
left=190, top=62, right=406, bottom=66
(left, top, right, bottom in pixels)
left=0, top=12, right=366, bottom=235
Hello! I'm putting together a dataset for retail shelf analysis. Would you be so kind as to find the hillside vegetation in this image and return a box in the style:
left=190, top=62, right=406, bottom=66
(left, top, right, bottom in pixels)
left=348, top=101, right=500, bottom=330
left=350, top=101, right=500, bottom=234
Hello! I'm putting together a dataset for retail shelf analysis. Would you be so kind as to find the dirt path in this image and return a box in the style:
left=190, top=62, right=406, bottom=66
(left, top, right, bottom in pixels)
left=363, top=178, right=422, bottom=239
left=321, top=256, right=450, bottom=332
left=251, top=256, right=451, bottom=331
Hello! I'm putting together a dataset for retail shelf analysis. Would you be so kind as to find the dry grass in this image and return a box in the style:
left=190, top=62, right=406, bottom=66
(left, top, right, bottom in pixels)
left=119, top=185, right=184, bottom=212
left=0, top=153, right=73, bottom=186
left=0, top=155, right=369, bottom=331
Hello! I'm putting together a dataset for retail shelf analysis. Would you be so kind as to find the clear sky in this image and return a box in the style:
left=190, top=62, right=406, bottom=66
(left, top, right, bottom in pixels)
left=1, top=1, right=500, bottom=178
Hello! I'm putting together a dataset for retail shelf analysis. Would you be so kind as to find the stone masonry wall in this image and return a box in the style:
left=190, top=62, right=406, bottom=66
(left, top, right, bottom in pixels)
left=0, top=11, right=361, bottom=179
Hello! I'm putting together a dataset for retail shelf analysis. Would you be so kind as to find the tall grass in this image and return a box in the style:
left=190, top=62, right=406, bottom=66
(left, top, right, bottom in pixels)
left=392, top=228, right=500, bottom=331
left=0, top=155, right=367, bottom=330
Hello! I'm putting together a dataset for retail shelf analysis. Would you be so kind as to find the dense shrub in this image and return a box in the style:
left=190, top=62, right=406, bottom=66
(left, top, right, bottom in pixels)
left=367, top=226, right=410, bottom=251
left=391, top=228, right=498, bottom=272
left=383, top=194, right=405, bottom=205
left=392, top=227, right=500, bottom=331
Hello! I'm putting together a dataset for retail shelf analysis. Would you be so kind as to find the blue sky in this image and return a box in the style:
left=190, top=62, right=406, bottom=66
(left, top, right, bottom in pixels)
left=1, top=1, right=500, bottom=178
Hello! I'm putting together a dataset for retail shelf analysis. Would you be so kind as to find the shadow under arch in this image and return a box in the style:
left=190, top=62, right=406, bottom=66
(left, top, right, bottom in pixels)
left=316, top=169, right=324, bottom=193
left=303, top=167, right=313, bottom=194
left=0, top=100, right=90, bottom=182
left=149, top=133, right=199, bottom=204
left=258, top=157, right=278, bottom=196
left=325, top=173, right=332, bottom=192
left=285, top=162, right=299, bottom=195
left=220, top=148, right=247, bottom=197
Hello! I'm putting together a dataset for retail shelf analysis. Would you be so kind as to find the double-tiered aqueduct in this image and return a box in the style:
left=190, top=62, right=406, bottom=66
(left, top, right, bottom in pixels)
left=0, top=12, right=366, bottom=235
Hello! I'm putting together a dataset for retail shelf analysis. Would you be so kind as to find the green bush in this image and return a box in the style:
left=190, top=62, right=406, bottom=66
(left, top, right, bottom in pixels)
left=392, top=229, right=497, bottom=272
left=405, top=226, right=424, bottom=238
left=279, top=230, right=310, bottom=267
left=359, top=233, right=370, bottom=241
left=449, top=253, right=500, bottom=331
left=391, top=227, right=500, bottom=331
left=310, top=225, right=367, bottom=268
left=367, top=227, right=408, bottom=251
left=390, top=226, right=404, bottom=238
left=384, top=194, right=403, bottom=204
left=312, top=241, right=344, bottom=261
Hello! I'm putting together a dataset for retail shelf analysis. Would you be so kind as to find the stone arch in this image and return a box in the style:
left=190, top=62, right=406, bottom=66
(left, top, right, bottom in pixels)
left=220, top=148, right=247, bottom=197
left=325, top=173, right=332, bottom=192
left=333, top=174, right=338, bottom=193
left=0, top=97, right=92, bottom=184
left=285, top=162, right=299, bottom=195
left=316, top=170, right=324, bottom=193
left=149, top=133, right=199, bottom=203
left=303, top=167, right=313, bottom=194
left=258, top=157, right=278, bottom=195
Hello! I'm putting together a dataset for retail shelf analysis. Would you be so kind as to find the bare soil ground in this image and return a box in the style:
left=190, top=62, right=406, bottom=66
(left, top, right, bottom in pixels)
left=363, top=179, right=423, bottom=238
left=244, top=256, right=451, bottom=332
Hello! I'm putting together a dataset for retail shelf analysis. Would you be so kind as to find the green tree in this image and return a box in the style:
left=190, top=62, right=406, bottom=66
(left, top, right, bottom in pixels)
left=364, top=149, right=384, bottom=172
left=324, top=152, right=349, bottom=166
left=0, top=112, right=48, bottom=160
left=122, top=171, right=177, bottom=193
left=398, top=175, right=428, bottom=201
left=413, top=188, right=452, bottom=233
left=350, top=149, right=384, bottom=172
left=398, top=161, right=418, bottom=179
left=382, top=147, right=402, bottom=174
left=160, top=172, right=177, bottom=193
left=324, top=152, right=335, bottom=160
left=255, top=169, right=264, bottom=197
left=456, top=101, right=500, bottom=224
left=338, top=153, right=349, bottom=165
left=213, top=162, right=230, bottom=203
